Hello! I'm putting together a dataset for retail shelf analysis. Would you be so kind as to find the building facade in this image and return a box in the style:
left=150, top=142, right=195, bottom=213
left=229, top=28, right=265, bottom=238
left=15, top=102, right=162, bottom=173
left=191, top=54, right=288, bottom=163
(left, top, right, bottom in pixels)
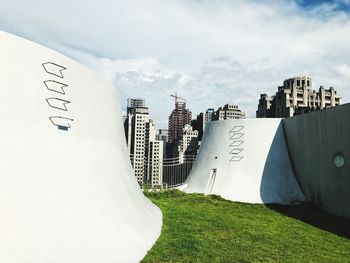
left=178, top=124, right=199, bottom=163
left=156, top=129, right=168, bottom=159
left=205, top=108, right=215, bottom=123
left=191, top=108, right=215, bottom=141
left=212, top=103, right=246, bottom=120
left=127, top=98, right=145, bottom=112
left=256, top=77, right=342, bottom=118
left=148, top=140, right=163, bottom=188
left=191, top=113, right=203, bottom=141
left=168, top=101, right=192, bottom=143
left=124, top=100, right=163, bottom=188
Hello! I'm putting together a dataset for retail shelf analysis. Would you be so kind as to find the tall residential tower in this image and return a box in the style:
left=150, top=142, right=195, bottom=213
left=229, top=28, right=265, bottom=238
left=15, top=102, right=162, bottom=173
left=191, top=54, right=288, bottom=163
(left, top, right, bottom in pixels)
left=256, top=77, right=341, bottom=118
left=124, top=99, right=163, bottom=188
left=168, top=94, right=192, bottom=143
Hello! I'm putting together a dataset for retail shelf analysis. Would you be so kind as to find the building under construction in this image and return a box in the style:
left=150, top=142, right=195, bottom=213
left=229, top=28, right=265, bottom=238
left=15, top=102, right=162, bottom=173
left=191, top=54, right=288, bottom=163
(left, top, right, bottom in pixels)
left=165, top=94, right=196, bottom=184
left=168, top=94, right=192, bottom=143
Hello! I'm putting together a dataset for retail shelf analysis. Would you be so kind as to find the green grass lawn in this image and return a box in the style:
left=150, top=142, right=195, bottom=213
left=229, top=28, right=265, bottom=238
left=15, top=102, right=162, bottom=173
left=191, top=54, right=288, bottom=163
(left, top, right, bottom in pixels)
left=142, top=190, right=350, bottom=263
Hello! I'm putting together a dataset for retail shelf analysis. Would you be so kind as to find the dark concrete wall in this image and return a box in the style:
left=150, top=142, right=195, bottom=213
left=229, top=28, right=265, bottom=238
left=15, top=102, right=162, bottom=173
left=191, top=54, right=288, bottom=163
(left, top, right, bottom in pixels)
left=283, top=103, right=350, bottom=219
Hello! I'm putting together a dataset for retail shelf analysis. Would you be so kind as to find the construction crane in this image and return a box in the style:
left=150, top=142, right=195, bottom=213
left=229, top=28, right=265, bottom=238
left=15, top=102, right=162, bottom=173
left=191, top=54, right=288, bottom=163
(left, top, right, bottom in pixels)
left=170, top=93, right=186, bottom=105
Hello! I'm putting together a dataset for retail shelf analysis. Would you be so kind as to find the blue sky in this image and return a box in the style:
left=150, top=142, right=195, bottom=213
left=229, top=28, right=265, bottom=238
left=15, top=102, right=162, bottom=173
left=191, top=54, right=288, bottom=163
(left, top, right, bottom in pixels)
left=297, top=0, right=350, bottom=11
left=0, top=0, right=350, bottom=128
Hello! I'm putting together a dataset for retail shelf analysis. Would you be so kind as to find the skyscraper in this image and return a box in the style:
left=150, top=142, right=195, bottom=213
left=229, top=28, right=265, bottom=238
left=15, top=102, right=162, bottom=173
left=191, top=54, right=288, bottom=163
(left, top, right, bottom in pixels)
left=124, top=99, right=163, bottom=188
left=168, top=95, right=192, bottom=143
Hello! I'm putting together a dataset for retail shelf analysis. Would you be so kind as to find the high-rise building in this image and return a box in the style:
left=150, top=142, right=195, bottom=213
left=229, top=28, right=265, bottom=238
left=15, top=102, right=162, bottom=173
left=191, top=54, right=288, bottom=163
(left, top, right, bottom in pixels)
left=205, top=108, right=215, bottom=123
left=191, top=108, right=215, bottom=141
left=124, top=99, right=163, bottom=188
left=156, top=129, right=168, bottom=158
left=168, top=96, right=192, bottom=143
left=191, top=113, right=202, bottom=141
left=256, top=94, right=273, bottom=118
left=125, top=106, right=149, bottom=184
left=212, top=103, right=245, bottom=120
left=127, top=98, right=145, bottom=113
left=178, top=124, right=199, bottom=162
left=256, top=77, right=342, bottom=118
left=149, top=140, right=163, bottom=188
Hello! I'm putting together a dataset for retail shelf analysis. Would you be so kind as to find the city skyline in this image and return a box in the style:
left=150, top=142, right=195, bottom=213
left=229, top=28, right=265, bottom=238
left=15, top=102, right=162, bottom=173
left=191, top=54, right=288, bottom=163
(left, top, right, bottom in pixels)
left=122, top=76, right=340, bottom=130
left=1, top=0, right=350, bottom=127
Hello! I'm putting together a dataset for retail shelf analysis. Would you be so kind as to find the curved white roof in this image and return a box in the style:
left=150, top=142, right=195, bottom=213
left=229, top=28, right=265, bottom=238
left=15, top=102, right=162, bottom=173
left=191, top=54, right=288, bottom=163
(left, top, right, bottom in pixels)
left=0, top=31, right=161, bottom=262
left=182, top=119, right=305, bottom=204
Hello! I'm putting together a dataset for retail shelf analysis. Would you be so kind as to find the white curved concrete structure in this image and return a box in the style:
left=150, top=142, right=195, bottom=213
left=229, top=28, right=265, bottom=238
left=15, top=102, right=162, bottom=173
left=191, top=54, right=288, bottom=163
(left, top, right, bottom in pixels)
left=0, top=31, right=161, bottom=262
left=181, top=119, right=305, bottom=204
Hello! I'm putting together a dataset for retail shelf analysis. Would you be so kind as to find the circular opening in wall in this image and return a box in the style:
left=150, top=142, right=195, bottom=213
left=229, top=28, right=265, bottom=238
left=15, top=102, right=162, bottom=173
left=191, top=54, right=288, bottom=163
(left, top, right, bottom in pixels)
left=333, top=153, right=345, bottom=168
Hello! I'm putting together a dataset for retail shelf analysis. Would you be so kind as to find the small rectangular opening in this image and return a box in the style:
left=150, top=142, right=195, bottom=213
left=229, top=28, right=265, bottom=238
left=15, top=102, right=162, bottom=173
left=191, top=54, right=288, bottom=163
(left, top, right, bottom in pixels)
left=58, top=125, right=68, bottom=131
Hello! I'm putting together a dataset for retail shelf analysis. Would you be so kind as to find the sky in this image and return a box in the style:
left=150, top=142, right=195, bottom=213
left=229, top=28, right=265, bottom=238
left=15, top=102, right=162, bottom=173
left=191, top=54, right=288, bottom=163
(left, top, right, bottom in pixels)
left=1, top=0, right=350, bottom=128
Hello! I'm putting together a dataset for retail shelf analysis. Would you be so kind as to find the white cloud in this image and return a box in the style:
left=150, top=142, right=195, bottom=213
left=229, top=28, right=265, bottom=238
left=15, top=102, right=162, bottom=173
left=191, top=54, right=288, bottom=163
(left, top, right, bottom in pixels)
left=337, top=64, right=350, bottom=79
left=0, top=0, right=350, bottom=128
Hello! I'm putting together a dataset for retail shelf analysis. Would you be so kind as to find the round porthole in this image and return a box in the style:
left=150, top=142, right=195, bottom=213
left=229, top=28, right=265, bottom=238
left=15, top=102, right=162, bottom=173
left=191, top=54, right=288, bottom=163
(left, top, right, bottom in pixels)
left=333, top=153, right=345, bottom=168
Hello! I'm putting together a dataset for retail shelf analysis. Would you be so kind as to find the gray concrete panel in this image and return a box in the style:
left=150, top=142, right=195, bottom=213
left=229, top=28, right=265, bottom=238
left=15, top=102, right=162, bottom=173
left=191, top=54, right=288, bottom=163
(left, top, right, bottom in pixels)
left=283, top=104, right=350, bottom=218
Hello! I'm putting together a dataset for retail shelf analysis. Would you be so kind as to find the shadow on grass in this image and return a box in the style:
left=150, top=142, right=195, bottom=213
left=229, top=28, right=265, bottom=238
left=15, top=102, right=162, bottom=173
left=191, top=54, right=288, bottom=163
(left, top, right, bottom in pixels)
left=266, top=203, right=350, bottom=239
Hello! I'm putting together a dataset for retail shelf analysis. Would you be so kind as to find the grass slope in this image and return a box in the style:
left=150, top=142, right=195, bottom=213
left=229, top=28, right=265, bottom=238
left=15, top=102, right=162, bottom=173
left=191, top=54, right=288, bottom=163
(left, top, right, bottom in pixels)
left=143, top=190, right=350, bottom=263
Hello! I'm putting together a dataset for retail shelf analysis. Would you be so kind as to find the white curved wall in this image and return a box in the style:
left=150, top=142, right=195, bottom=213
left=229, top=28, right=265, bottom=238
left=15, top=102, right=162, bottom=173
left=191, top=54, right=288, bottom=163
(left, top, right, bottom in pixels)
left=0, top=31, right=161, bottom=263
left=182, top=119, right=305, bottom=204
